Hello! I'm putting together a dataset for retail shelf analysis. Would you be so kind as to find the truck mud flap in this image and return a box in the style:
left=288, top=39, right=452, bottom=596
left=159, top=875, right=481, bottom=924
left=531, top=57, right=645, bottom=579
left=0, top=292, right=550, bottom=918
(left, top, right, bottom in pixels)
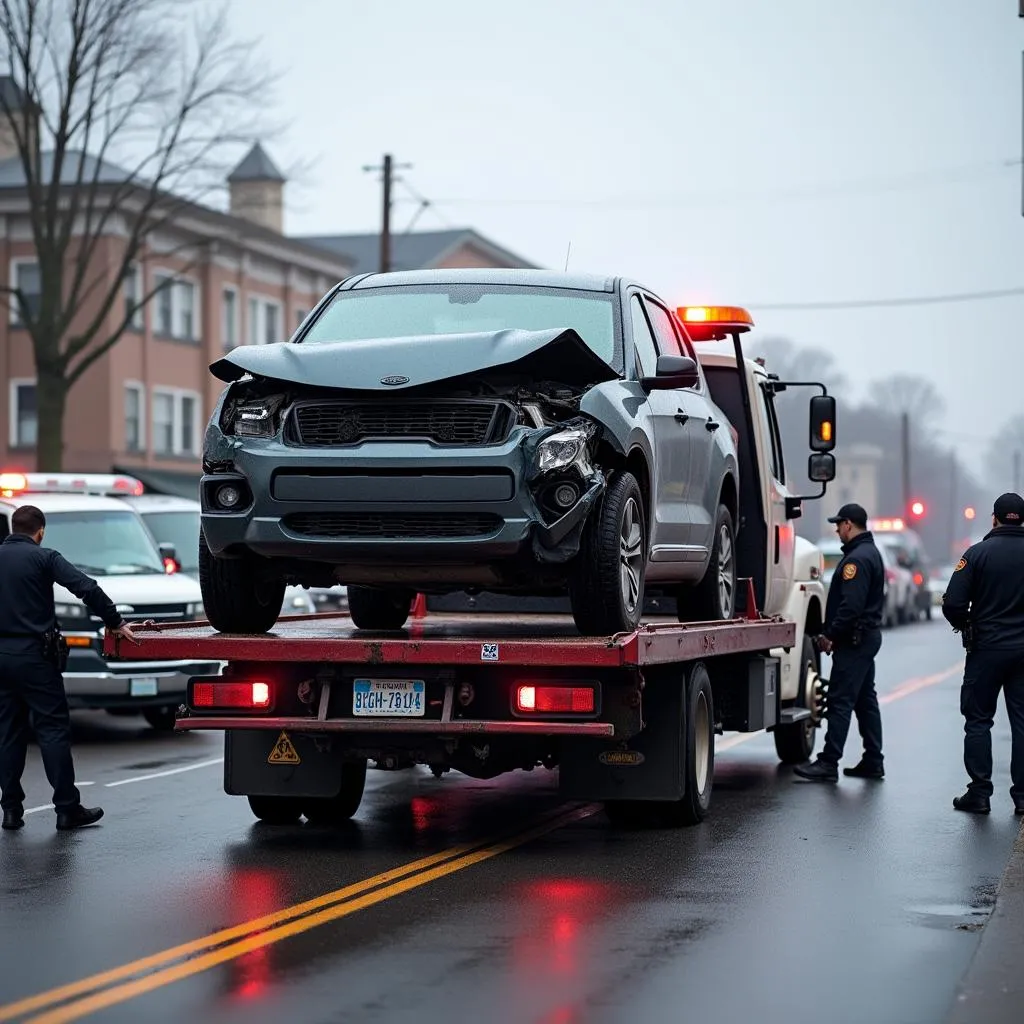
left=558, top=666, right=685, bottom=802
left=225, top=729, right=344, bottom=798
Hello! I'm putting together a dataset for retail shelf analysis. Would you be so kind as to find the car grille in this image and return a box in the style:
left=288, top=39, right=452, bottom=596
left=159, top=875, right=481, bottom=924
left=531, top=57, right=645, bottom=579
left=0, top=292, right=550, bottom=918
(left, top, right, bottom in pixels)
left=283, top=512, right=503, bottom=539
left=287, top=400, right=511, bottom=447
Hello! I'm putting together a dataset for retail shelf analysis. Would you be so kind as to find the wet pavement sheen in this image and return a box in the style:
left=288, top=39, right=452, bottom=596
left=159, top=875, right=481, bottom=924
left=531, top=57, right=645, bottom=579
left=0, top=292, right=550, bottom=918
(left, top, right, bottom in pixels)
left=0, top=618, right=1020, bottom=1024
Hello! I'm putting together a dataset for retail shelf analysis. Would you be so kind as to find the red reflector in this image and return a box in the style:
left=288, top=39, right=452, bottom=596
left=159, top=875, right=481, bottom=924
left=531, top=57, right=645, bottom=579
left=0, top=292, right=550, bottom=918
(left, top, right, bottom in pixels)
left=516, top=684, right=595, bottom=713
left=913, top=572, right=924, bottom=586
left=192, top=681, right=271, bottom=709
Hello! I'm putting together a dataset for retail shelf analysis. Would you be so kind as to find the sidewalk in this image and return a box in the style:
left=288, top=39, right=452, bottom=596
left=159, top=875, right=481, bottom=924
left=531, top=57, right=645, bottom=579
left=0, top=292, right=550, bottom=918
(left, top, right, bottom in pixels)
left=948, top=819, right=1024, bottom=1024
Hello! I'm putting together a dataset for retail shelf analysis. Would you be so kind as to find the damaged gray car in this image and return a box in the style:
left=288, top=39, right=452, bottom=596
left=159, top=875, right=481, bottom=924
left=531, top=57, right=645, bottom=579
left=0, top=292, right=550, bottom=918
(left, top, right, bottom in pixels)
left=199, top=269, right=740, bottom=635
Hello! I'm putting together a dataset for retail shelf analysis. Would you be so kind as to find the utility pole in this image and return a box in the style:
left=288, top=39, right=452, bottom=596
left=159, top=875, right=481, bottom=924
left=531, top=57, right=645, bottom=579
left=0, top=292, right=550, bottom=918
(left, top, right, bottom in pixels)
left=1014, top=448, right=1022, bottom=493
left=948, top=451, right=957, bottom=556
left=900, top=411, right=911, bottom=513
left=362, top=153, right=412, bottom=273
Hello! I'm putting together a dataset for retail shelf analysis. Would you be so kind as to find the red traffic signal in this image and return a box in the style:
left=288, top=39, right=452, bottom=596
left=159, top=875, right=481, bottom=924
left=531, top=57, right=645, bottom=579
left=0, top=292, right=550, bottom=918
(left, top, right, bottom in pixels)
left=909, top=500, right=926, bottom=518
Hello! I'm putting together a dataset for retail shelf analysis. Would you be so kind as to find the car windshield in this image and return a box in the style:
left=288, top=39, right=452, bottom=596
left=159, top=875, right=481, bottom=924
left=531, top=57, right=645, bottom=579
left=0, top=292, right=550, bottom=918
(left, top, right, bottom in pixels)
left=139, top=510, right=200, bottom=573
left=44, top=510, right=165, bottom=575
left=300, top=285, right=620, bottom=367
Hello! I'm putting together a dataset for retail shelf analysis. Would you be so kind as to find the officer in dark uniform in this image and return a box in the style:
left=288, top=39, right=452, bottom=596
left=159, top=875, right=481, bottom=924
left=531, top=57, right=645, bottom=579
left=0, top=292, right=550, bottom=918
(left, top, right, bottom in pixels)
left=0, top=504, right=139, bottom=831
left=795, top=502, right=886, bottom=782
left=942, top=492, right=1024, bottom=815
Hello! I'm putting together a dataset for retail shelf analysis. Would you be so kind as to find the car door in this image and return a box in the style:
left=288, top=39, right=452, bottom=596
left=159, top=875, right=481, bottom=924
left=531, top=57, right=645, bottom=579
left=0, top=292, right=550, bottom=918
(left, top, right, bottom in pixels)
left=628, top=293, right=691, bottom=564
left=642, top=295, right=714, bottom=560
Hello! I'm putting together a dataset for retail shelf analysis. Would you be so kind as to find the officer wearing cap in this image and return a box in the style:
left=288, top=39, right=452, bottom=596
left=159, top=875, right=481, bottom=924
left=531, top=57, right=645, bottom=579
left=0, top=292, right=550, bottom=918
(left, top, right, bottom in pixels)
left=796, top=502, right=886, bottom=782
left=0, top=504, right=139, bottom=831
left=942, top=492, right=1024, bottom=815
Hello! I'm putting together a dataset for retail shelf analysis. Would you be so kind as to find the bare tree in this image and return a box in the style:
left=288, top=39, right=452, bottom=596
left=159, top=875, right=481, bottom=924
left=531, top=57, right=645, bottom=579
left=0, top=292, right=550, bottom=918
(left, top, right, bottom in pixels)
left=867, top=374, right=946, bottom=430
left=985, top=414, right=1024, bottom=495
left=0, top=0, right=276, bottom=469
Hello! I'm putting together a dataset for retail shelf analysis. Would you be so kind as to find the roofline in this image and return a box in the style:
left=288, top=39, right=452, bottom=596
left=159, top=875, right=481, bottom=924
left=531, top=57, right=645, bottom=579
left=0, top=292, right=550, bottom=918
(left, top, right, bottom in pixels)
left=424, top=229, right=539, bottom=270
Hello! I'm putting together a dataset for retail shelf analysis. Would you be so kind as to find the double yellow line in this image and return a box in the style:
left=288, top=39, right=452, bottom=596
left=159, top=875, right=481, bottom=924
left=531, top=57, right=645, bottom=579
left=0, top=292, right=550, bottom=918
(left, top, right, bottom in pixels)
left=1, top=803, right=599, bottom=1024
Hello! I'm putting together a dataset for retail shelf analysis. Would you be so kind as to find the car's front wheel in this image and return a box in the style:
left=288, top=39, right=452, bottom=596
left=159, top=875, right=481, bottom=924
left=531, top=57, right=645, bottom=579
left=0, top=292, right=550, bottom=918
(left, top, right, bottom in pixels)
left=569, top=470, right=646, bottom=635
left=676, top=503, right=736, bottom=622
left=347, top=586, right=414, bottom=630
left=199, top=533, right=285, bottom=634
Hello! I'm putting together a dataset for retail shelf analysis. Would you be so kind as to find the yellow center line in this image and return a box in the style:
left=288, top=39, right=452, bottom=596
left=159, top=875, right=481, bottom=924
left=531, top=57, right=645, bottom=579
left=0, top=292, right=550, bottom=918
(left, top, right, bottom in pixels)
left=0, top=801, right=592, bottom=1023
left=23, top=803, right=600, bottom=1024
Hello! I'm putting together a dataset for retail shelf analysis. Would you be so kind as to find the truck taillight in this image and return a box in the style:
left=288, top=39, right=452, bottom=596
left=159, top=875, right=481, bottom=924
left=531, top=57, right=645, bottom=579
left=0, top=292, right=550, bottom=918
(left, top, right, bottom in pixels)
left=191, top=680, right=271, bottom=710
left=515, top=684, right=595, bottom=714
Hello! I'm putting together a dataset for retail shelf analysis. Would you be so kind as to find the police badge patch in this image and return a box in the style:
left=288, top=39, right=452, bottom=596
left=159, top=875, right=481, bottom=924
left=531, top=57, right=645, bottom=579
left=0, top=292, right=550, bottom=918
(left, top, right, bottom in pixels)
left=954, top=558, right=967, bottom=572
left=842, top=563, right=858, bottom=580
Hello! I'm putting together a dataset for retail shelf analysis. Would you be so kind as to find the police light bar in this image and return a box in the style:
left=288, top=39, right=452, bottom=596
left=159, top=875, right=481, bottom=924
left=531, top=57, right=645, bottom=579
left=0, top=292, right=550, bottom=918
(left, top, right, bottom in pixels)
left=869, top=517, right=905, bottom=532
left=0, top=471, right=144, bottom=498
left=676, top=306, right=754, bottom=342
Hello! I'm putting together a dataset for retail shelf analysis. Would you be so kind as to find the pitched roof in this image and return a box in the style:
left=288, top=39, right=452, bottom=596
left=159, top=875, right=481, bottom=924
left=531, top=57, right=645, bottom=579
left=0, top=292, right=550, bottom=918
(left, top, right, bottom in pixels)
left=228, top=142, right=285, bottom=183
left=0, top=76, right=28, bottom=110
left=297, top=228, right=539, bottom=275
left=0, top=150, right=133, bottom=188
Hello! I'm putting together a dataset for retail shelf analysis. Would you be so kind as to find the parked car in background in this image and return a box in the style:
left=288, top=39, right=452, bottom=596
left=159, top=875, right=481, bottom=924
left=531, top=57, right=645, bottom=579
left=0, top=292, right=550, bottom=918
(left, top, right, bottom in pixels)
left=928, top=563, right=956, bottom=607
left=818, top=535, right=904, bottom=629
left=869, top=518, right=932, bottom=621
left=118, top=494, right=345, bottom=617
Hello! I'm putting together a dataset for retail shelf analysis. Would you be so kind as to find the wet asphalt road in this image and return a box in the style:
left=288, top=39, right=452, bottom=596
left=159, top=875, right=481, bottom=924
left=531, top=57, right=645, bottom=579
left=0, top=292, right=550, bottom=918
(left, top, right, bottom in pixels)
left=1, top=617, right=1021, bottom=1024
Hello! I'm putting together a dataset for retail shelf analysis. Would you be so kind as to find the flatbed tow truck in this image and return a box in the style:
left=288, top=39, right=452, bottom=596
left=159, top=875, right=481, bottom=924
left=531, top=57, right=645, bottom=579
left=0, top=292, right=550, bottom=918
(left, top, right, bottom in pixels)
left=103, top=305, right=839, bottom=828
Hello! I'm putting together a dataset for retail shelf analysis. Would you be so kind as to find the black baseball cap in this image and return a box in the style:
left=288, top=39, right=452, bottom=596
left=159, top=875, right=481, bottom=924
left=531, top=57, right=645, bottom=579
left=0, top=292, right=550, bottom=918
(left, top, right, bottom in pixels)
left=827, top=503, right=868, bottom=528
left=993, top=492, right=1024, bottom=524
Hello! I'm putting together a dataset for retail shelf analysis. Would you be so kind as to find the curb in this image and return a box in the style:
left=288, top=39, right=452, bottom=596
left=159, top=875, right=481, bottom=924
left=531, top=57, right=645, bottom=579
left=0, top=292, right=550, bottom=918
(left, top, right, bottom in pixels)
left=948, top=819, right=1024, bottom=1023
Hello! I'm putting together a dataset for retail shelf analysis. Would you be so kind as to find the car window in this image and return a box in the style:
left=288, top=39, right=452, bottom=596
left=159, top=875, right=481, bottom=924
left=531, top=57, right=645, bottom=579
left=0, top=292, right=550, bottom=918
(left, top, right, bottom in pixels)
left=629, top=295, right=658, bottom=379
left=301, top=285, right=620, bottom=369
left=43, top=510, right=165, bottom=575
left=643, top=299, right=683, bottom=357
left=140, top=510, right=200, bottom=573
left=756, top=385, right=784, bottom=483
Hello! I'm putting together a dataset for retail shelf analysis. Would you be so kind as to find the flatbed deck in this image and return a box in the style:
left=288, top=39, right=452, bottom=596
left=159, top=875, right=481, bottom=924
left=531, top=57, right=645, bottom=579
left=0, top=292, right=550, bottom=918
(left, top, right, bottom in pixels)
left=103, top=611, right=796, bottom=668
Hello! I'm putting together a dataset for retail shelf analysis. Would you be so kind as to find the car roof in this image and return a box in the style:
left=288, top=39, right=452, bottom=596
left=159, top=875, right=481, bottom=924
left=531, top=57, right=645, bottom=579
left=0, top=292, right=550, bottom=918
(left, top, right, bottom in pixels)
left=0, top=493, right=145, bottom=514
left=119, top=495, right=199, bottom=512
left=341, top=267, right=618, bottom=294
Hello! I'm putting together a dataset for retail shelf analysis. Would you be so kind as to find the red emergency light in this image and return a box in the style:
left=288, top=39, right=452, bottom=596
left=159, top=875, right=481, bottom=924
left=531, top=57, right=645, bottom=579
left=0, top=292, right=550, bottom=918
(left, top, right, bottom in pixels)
left=676, top=305, right=754, bottom=342
left=191, top=680, right=271, bottom=710
left=909, top=500, right=926, bottom=518
left=515, top=684, right=595, bottom=714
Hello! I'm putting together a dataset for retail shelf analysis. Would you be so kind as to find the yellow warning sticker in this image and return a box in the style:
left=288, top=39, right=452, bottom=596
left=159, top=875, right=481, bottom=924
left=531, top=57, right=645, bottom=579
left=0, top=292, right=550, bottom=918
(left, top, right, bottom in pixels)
left=842, top=563, right=858, bottom=580
left=268, top=731, right=300, bottom=765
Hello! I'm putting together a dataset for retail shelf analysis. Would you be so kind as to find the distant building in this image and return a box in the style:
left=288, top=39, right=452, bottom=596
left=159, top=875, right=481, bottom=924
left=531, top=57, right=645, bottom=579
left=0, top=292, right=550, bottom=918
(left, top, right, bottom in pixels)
left=808, top=443, right=883, bottom=540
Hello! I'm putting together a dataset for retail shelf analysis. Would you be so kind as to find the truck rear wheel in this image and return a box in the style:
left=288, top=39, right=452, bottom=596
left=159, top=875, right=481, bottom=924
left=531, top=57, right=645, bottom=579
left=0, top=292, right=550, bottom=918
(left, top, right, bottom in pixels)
left=774, top=634, right=823, bottom=764
left=347, top=586, right=414, bottom=630
left=303, top=760, right=367, bottom=825
left=199, top=533, right=284, bottom=634
left=247, top=795, right=303, bottom=824
left=676, top=504, right=736, bottom=623
left=569, top=470, right=646, bottom=636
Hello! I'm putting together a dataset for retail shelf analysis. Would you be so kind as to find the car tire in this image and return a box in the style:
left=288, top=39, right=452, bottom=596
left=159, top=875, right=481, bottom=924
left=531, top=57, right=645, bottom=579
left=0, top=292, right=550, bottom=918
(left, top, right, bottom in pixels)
left=677, top=503, right=736, bottom=622
left=247, top=795, right=303, bottom=825
left=303, top=760, right=367, bottom=825
left=143, top=706, right=177, bottom=732
left=347, top=585, right=414, bottom=630
left=568, top=470, right=646, bottom=636
left=199, top=533, right=285, bottom=634
left=773, top=634, right=823, bottom=764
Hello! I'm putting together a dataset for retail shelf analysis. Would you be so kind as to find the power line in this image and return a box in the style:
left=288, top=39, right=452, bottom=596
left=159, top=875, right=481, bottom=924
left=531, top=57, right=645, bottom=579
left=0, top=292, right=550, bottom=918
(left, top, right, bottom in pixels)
left=747, top=286, right=1024, bottom=312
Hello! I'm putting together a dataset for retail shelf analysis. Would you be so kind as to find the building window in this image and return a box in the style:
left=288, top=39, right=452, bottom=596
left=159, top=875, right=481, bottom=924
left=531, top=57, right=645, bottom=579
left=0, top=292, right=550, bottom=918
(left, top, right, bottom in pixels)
left=222, top=288, right=238, bottom=351
left=152, top=388, right=201, bottom=457
left=123, top=263, right=143, bottom=330
left=10, top=260, right=41, bottom=325
left=152, top=271, right=200, bottom=342
left=124, top=383, right=145, bottom=452
left=9, top=379, right=37, bottom=448
left=247, top=296, right=282, bottom=345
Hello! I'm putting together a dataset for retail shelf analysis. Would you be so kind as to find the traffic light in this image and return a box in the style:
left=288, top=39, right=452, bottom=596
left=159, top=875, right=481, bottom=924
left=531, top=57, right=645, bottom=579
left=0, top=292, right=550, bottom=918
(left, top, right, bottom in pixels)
left=964, top=506, right=976, bottom=521
left=909, top=499, right=926, bottom=519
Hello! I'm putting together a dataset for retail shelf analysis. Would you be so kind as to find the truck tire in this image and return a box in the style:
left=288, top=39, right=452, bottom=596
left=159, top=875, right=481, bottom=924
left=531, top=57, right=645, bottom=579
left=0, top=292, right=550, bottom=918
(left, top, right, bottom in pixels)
left=676, top=504, right=736, bottom=623
left=347, top=586, right=414, bottom=630
left=774, top=634, right=822, bottom=764
left=569, top=470, right=646, bottom=636
left=199, top=533, right=284, bottom=634
left=143, top=706, right=177, bottom=731
left=303, top=760, right=368, bottom=825
left=247, top=795, right=303, bottom=825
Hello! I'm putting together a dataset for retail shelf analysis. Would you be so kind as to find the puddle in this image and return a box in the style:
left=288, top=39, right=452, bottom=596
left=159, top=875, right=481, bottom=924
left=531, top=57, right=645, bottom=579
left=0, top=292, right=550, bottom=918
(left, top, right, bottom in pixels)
left=908, top=901, right=994, bottom=932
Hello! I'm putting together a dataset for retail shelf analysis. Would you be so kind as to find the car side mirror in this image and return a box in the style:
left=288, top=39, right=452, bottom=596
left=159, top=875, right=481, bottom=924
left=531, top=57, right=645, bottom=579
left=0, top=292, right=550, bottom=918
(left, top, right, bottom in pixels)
left=641, top=354, right=699, bottom=391
left=808, top=453, right=836, bottom=482
left=809, top=395, right=836, bottom=451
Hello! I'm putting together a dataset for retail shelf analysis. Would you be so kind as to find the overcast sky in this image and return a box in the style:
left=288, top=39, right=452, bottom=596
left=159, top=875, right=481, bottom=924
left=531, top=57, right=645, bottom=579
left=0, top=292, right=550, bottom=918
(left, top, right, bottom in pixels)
left=225, top=0, right=1020, bottom=470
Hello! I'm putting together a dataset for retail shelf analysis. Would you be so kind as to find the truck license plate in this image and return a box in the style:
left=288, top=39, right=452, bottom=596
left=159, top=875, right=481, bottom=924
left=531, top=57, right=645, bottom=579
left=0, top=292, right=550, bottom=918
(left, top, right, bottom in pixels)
left=130, top=677, right=158, bottom=697
left=352, top=678, right=425, bottom=717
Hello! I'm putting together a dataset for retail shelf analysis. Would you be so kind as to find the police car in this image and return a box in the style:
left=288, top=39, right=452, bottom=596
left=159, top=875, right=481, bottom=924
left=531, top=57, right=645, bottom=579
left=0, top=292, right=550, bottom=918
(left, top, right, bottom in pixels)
left=0, top=471, right=220, bottom=730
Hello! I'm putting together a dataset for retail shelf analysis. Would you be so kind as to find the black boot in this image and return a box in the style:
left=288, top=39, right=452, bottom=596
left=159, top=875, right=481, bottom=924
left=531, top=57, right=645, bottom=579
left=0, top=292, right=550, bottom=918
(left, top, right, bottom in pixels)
left=843, top=760, right=885, bottom=779
left=56, top=805, right=104, bottom=830
left=2, top=808, right=24, bottom=830
left=953, top=792, right=991, bottom=814
left=1013, top=799, right=1024, bottom=816
left=794, top=759, right=839, bottom=783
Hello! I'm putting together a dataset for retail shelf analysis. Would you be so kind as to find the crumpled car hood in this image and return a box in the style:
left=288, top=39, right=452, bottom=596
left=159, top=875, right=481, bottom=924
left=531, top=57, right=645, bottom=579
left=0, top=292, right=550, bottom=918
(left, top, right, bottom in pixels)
left=209, top=328, right=619, bottom=391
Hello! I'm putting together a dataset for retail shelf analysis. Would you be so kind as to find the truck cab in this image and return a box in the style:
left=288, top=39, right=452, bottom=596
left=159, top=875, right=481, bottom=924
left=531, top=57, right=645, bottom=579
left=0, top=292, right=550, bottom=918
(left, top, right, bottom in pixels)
left=0, top=471, right=221, bottom=731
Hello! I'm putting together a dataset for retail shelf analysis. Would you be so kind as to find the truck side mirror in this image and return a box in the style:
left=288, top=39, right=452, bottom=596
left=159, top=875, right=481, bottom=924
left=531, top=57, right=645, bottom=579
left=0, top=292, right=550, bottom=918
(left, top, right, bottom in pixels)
left=641, top=354, right=699, bottom=391
left=809, top=395, right=836, bottom=452
left=808, top=453, right=836, bottom=482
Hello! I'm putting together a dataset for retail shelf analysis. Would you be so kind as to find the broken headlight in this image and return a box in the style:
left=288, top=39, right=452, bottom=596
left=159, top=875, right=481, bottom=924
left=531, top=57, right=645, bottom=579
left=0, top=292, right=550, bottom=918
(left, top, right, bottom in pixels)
left=227, top=397, right=285, bottom=438
left=534, top=422, right=597, bottom=474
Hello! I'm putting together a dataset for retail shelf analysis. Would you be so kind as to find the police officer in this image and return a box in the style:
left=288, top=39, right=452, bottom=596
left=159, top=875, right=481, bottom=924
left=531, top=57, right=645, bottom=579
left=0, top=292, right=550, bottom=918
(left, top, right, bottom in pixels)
left=795, top=502, right=886, bottom=782
left=942, top=492, right=1024, bottom=815
left=0, top=504, right=139, bottom=831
